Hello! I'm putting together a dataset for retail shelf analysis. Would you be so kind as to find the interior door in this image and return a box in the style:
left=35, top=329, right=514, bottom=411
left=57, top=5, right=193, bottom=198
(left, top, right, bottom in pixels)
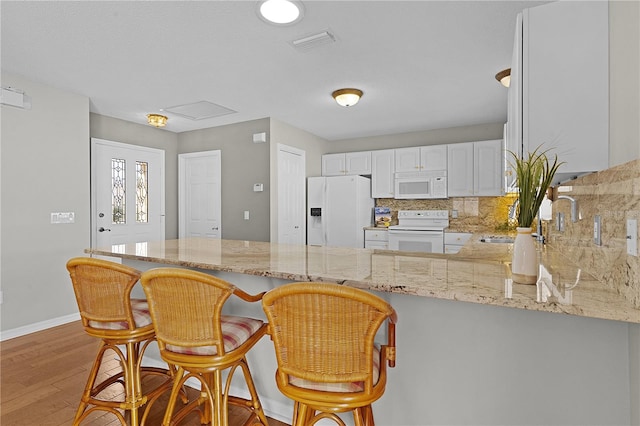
left=91, top=138, right=165, bottom=249
left=277, top=144, right=305, bottom=245
left=178, top=150, right=222, bottom=238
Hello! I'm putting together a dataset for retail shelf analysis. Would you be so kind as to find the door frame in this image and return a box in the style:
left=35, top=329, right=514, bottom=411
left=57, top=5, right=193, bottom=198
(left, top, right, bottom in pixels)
left=90, top=138, right=166, bottom=248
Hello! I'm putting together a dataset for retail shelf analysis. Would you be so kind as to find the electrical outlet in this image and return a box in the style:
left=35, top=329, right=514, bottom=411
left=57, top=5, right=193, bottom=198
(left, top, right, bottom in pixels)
left=244, top=210, right=250, bottom=220
left=627, top=219, right=638, bottom=256
left=594, top=215, right=601, bottom=246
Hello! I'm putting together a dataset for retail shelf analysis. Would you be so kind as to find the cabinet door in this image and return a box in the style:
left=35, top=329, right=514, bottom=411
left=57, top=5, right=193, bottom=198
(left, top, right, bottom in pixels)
left=322, top=153, right=346, bottom=176
left=394, top=147, right=421, bottom=172
left=474, top=139, right=504, bottom=196
left=447, top=142, right=474, bottom=197
left=371, top=149, right=395, bottom=198
left=523, top=1, right=608, bottom=178
left=421, top=145, right=447, bottom=171
left=346, top=151, right=371, bottom=175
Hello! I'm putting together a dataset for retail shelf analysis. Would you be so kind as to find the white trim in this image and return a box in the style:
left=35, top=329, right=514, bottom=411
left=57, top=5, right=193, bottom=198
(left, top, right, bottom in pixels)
left=0, top=312, right=80, bottom=341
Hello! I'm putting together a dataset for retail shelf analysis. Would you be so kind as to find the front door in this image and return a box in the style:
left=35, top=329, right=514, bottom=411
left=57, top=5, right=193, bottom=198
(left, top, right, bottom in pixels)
left=91, top=138, right=165, bottom=249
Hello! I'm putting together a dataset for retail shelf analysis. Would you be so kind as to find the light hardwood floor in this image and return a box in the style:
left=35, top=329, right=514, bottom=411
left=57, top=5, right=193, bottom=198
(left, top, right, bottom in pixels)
left=0, top=321, right=289, bottom=426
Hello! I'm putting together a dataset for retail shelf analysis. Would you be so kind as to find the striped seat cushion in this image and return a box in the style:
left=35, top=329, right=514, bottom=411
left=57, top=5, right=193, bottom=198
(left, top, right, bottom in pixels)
left=166, top=315, right=264, bottom=356
left=88, top=298, right=152, bottom=330
left=288, top=346, right=381, bottom=393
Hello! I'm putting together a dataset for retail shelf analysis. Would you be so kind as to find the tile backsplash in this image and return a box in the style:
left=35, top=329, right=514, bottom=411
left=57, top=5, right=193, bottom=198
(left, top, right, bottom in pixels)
left=547, top=158, right=640, bottom=308
left=377, top=158, right=640, bottom=308
left=376, top=195, right=516, bottom=233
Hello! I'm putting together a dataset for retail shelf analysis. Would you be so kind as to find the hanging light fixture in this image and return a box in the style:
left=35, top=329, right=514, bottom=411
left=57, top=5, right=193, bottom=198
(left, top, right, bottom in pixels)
left=332, top=88, right=363, bottom=107
left=147, top=113, right=168, bottom=128
left=495, top=68, right=511, bottom=88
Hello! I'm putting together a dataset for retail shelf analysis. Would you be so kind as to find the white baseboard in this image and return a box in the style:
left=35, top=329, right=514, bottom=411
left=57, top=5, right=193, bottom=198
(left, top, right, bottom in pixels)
left=0, top=312, right=80, bottom=341
left=142, top=355, right=293, bottom=424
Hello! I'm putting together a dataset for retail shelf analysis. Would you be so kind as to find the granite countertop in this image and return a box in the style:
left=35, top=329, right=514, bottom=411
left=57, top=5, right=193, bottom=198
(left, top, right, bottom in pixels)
left=86, top=236, right=640, bottom=324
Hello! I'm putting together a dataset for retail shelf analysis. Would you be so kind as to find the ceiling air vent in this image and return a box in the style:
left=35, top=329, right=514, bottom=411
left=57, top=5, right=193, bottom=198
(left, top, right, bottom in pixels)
left=290, top=29, right=336, bottom=51
left=163, top=100, right=236, bottom=121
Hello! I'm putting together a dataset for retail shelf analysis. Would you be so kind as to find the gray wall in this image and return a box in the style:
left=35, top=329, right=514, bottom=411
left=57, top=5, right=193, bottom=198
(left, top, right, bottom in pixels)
left=178, top=119, right=271, bottom=242
left=1, top=73, right=90, bottom=330
left=327, top=122, right=505, bottom=152
left=269, top=118, right=329, bottom=239
left=90, top=113, right=180, bottom=239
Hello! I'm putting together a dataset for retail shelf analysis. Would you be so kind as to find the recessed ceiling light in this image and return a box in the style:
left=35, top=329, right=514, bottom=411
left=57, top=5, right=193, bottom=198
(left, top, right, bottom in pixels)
left=258, top=0, right=303, bottom=25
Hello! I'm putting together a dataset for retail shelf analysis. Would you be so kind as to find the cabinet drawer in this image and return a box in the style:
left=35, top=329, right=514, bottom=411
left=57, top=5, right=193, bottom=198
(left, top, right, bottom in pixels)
left=365, top=241, right=389, bottom=249
left=444, top=232, right=472, bottom=245
left=365, top=229, right=389, bottom=242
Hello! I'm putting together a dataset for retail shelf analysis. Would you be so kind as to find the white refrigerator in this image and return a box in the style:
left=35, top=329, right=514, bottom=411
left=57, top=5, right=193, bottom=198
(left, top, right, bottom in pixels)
left=307, top=175, right=374, bottom=248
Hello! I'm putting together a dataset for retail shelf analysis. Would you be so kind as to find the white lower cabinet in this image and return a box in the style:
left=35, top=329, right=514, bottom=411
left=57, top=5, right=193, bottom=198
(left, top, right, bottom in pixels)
left=365, top=229, right=389, bottom=249
left=444, top=232, right=472, bottom=254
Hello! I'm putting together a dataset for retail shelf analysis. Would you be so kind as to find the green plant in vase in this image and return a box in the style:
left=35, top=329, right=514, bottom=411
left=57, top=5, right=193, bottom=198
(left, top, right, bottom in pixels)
left=509, top=147, right=563, bottom=284
left=511, top=147, right=563, bottom=227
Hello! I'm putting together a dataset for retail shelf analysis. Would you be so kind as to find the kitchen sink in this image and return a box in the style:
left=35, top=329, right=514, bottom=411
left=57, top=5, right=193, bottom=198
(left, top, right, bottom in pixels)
left=479, top=236, right=515, bottom=244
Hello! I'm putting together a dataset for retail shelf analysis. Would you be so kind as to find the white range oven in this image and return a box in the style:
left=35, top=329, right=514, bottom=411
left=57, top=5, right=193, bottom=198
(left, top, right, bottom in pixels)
left=388, top=210, right=449, bottom=253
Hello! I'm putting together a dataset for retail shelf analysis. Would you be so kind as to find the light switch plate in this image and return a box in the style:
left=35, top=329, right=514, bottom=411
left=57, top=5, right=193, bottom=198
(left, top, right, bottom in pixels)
left=557, top=212, right=565, bottom=232
left=627, top=219, right=638, bottom=256
left=51, top=212, right=75, bottom=224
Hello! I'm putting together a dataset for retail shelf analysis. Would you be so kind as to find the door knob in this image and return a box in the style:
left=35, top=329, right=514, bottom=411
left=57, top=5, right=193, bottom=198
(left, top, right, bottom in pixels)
left=98, top=227, right=111, bottom=232
left=212, top=227, right=219, bottom=231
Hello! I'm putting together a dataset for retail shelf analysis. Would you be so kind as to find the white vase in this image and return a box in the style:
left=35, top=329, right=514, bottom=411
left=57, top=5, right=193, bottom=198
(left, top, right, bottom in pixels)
left=511, top=227, right=538, bottom=284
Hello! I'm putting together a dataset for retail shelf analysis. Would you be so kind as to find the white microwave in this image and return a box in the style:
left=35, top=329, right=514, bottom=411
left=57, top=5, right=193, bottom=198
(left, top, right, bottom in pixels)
left=394, top=171, right=447, bottom=199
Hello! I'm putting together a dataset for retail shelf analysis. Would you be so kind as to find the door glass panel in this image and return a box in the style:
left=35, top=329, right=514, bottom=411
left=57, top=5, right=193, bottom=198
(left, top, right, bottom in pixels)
left=136, top=161, right=148, bottom=223
left=112, top=158, right=126, bottom=224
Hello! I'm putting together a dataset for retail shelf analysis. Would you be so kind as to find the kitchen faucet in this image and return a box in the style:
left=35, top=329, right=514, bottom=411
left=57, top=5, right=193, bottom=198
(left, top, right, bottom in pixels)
left=556, top=195, right=579, bottom=222
left=508, top=198, right=519, bottom=221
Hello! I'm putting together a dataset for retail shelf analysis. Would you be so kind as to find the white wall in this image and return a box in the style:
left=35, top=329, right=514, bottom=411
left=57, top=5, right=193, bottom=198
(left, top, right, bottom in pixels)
left=1, top=73, right=90, bottom=333
left=609, top=0, right=640, bottom=166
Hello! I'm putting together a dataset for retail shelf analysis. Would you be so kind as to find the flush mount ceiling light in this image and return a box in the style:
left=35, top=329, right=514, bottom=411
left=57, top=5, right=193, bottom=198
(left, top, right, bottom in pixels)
left=495, top=68, right=511, bottom=88
left=332, top=88, right=363, bottom=107
left=258, top=0, right=303, bottom=25
left=147, top=113, right=168, bottom=127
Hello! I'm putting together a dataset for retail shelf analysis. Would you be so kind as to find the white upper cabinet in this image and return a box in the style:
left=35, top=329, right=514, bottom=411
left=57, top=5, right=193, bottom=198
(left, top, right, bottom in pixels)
left=322, top=153, right=346, bottom=176
left=474, top=139, right=504, bottom=196
left=447, top=143, right=474, bottom=197
left=511, top=1, right=609, bottom=183
left=371, top=149, right=395, bottom=198
left=395, top=145, right=447, bottom=173
left=448, top=140, right=503, bottom=197
left=322, top=151, right=371, bottom=176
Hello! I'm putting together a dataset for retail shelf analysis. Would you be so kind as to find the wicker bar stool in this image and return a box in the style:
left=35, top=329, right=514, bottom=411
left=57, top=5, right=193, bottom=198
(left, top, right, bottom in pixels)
left=261, top=283, right=397, bottom=426
left=140, top=267, right=270, bottom=426
left=66, top=257, right=175, bottom=425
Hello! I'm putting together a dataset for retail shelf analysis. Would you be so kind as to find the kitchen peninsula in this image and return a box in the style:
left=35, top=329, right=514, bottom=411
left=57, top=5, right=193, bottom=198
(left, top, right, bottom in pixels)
left=88, top=237, right=639, bottom=425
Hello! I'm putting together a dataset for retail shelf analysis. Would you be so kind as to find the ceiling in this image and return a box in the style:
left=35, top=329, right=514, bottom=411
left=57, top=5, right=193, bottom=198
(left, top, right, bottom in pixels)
left=1, top=0, right=548, bottom=141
